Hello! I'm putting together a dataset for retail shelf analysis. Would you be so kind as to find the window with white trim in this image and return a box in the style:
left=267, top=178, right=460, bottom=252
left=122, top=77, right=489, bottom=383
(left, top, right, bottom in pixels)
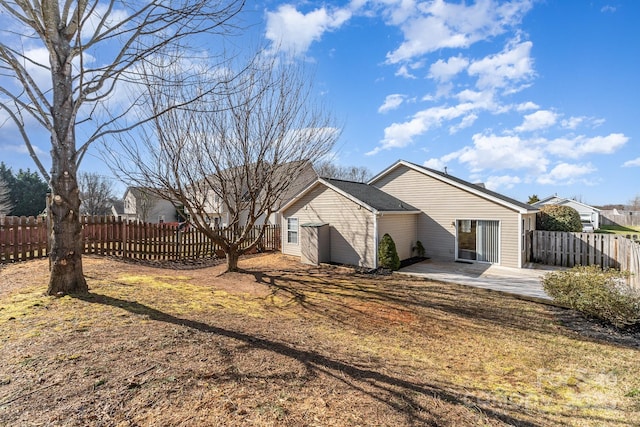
left=287, top=217, right=298, bottom=244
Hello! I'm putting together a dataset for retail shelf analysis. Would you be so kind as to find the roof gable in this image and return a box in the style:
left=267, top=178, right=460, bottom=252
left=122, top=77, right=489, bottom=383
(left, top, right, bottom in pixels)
left=533, top=195, right=600, bottom=212
left=369, top=160, right=538, bottom=214
left=280, top=177, right=419, bottom=214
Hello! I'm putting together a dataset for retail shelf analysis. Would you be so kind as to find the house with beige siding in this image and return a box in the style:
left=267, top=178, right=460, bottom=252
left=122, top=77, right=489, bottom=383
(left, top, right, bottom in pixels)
left=280, top=178, right=419, bottom=268
left=370, top=161, right=538, bottom=269
left=282, top=160, right=538, bottom=269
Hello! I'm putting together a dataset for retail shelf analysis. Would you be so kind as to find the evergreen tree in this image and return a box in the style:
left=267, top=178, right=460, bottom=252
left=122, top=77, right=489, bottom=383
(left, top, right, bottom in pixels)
left=527, top=194, right=540, bottom=204
left=0, top=176, right=12, bottom=216
left=13, top=169, right=48, bottom=216
left=0, top=163, right=49, bottom=217
left=378, top=233, right=401, bottom=271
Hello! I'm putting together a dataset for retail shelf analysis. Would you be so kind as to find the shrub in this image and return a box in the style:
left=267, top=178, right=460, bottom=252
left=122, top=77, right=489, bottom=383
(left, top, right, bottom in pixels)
left=537, top=205, right=582, bottom=232
left=542, top=265, right=640, bottom=329
left=413, top=240, right=425, bottom=258
left=378, top=233, right=400, bottom=271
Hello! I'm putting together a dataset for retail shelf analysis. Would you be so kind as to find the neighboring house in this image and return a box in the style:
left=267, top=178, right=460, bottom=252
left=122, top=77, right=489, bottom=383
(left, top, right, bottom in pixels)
left=202, top=160, right=318, bottom=228
left=280, top=178, right=420, bottom=268
left=122, top=187, right=178, bottom=224
left=532, top=196, right=600, bottom=230
left=282, top=160, right=538, bottom=269
left=110, top=199, right=125, bottom=218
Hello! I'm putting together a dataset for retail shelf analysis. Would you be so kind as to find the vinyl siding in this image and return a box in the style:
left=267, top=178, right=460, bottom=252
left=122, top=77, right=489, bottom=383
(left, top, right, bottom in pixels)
left=378, top=214, right=417, bottom=261
left=374, top=165, right=524, bottom=268
left=281, top=185, right=377, bottom=267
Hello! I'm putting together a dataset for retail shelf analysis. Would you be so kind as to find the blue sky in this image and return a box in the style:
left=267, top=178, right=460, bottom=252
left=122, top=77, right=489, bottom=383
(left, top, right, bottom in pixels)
left=1, top=0, right=638, bottom=206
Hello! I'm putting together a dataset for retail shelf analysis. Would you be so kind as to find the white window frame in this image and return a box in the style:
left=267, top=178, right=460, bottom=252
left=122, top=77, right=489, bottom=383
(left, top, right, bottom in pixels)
left=287, top=217, right=299, bottom=244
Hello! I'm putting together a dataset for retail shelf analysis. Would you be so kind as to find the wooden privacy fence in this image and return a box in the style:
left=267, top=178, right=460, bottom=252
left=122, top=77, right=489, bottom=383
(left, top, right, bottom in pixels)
left=0, top=215, right=281, bottom=264
left=600, top=210, right=640, bottom=227
left=527, top=230, right=640, bottom=288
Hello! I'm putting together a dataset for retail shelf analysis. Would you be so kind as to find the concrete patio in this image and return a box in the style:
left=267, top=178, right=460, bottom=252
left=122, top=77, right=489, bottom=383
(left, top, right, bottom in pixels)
left=398, top=259, right=564, bottom=301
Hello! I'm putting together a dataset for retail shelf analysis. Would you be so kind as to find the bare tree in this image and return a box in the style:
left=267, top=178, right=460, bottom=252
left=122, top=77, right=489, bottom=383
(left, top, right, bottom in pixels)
left=0, top=0, right=244, bottom=294
left=315, top=160, right=372, bottom=183
left=629, top=195, right=640, bottom=211
left=107, top=54, right=339, bottom=271
left=0, top=177, right=12, bottom=216
left=79, top=173, right=115, bottom=216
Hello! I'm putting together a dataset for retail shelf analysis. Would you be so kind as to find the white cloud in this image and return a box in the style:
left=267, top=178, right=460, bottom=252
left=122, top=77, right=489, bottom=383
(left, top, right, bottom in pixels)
left=456, top=133, right=548, bottom=173
left=514, top=110, right=558, bottom=132
left=623, top=158, right=640, bottom=167
left=0, top=142, right=47, bottom=157
left=561, top=116, right=605, bottom=130
left=516, top=101, right=539, bottom=111
left=265, top=4, right=353, bottom=56
left=449, top=113, right=478, bottom=134
left=561, top=116, right=584, bottom=130
left=428, top=55, right=469, bottom=82
left=395, top=65, right=417, bottom=79
left=545, top=133, right=628, bottom=158
left=21, top=47, right=52, bottom=90
left=454, top=88, right=497, bottom=110
left=537, top=162, right=596, bottom=185
left=484, top=174, right=522, bottom=190
left=82, top=4, right=129, bottom=41
left=368, top=102, right=476, bottom=154
left=423, top=158, right=446, bottom=171
left=385, top=0, right=533, bottom=64
left=468, top=40, right=534, bottom=91
left=378, top=94, right=406, bottom=113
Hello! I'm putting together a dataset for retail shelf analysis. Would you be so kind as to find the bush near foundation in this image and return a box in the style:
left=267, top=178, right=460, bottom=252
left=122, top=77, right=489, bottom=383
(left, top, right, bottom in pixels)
left=542, top=265, right=640, bottom=329
left=378, top=233, right=400, bottom=271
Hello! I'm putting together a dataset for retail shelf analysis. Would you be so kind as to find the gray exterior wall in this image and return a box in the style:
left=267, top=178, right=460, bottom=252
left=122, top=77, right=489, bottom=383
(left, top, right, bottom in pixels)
left=378, top=214, right=418, bottom=261
left=373, top=165, right=527, bottom=268
left=281, top=184, right=377, bottom=268
left=123, top=190, right=177, bottom=224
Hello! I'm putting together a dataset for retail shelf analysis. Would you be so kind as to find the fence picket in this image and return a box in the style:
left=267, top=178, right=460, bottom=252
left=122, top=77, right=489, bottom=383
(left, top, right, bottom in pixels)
left=529, top=230, right=640, bottom=289
left=1, top=215, right=281, bottom=264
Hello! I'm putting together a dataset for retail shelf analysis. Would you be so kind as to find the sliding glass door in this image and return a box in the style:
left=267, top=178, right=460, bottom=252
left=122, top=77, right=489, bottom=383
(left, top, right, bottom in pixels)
left=456, top=220, right=500, bottom=263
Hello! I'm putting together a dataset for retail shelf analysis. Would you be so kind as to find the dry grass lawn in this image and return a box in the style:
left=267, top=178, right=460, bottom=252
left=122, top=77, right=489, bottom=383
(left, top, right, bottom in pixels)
left=0, top=253, right=639, bottom=426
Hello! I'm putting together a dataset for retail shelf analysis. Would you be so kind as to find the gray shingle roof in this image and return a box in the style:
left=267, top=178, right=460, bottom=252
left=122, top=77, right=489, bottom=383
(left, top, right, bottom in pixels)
left=322, top=178, right=418, bottom=212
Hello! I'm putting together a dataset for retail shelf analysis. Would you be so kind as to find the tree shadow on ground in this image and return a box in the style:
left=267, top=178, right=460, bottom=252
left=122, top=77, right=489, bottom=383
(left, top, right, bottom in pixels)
left=75, top=291, right=545, bottom=427
left=251, top=269, right=640, bottom=350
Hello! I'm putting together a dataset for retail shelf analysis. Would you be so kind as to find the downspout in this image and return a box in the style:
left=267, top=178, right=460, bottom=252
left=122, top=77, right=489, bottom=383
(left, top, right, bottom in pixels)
left=373, top=211, right=379, bottom=268
left=517, top=213, right=523, bottom=268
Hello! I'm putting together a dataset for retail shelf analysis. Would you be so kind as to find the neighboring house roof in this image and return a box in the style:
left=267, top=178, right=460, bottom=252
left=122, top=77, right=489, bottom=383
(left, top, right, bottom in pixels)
left=197, top=159, right=317, bottom=213
left=124, top=186, right=177, bottom=204
left=369, top=160, right=538, bottom=214
left=281, top=177, right=420, bottom=214
left=124, top=186, right=158, bottom=200
left=110, top=199, right=124, bottom=215
left=533, top=195, right=601, bottom=212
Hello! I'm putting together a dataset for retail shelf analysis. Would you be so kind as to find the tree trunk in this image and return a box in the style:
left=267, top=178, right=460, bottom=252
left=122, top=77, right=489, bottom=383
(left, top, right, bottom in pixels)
left=46, top=30, right=87, bottom=295
left=226, top=247, right=241, bottom=272
left=47, top=163, right=87, bottom=295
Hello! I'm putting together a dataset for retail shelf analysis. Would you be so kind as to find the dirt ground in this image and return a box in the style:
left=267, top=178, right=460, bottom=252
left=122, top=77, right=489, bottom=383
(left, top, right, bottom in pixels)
left=0, top=253, right=639, bottom=426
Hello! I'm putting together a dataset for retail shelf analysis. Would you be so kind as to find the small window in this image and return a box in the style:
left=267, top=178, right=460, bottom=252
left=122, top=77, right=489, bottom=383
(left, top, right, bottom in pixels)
left=158, top=215, right=165, bottom=224
left=287, top=217, right=298, bottom=244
